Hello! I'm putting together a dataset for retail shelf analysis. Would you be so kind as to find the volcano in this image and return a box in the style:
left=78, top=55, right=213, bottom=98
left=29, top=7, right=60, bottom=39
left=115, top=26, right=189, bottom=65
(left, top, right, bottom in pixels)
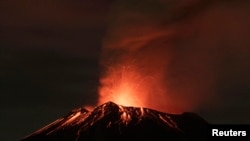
left=20, top=102, right=208, bottom=141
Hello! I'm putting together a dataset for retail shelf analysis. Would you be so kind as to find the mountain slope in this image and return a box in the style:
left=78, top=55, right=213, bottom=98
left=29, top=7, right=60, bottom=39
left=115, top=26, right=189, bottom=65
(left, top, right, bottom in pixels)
left=21, top=102, right=208, bottom=141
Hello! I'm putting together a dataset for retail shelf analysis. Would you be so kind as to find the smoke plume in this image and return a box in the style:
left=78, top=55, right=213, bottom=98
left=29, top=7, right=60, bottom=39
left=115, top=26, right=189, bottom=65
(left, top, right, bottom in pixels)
left=98, top=0, right=250, bottom=113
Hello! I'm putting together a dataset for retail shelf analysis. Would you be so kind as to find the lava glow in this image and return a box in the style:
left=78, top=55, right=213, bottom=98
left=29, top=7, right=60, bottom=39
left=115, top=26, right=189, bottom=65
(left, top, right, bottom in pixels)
left=97, top=50, right=184, bottom=113
left=98, top=64, right=147, bottom=107
left=97, top=0, right=209, bottom=113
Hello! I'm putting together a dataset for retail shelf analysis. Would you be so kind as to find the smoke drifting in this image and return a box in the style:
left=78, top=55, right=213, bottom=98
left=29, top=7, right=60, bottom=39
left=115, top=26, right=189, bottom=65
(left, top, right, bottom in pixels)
left=98, top=0, right=250, bottom=113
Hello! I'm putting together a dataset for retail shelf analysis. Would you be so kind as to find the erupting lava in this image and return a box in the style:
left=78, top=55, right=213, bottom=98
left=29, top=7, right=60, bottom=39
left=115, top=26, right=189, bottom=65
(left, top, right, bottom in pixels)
left=98, top=64, right=147, bottom=107
left=97, top=58, right=178, bottom=113
left=97, top=0, right=218, bottom=114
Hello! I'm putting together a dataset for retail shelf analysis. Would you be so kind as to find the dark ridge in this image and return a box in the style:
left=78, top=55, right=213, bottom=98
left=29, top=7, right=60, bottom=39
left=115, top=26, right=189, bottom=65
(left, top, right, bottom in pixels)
left=21, top=101, right=208, bottom=141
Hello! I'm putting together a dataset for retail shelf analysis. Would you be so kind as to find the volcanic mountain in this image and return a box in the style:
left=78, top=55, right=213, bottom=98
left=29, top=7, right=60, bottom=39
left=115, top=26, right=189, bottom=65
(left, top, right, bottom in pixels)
left=20, top=102, right=208, bottom=141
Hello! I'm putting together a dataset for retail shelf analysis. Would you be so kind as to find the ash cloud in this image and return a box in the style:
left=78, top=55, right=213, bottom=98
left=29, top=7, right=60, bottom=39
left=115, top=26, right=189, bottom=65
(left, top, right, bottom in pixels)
left=99, top=0, right=250, bottom=113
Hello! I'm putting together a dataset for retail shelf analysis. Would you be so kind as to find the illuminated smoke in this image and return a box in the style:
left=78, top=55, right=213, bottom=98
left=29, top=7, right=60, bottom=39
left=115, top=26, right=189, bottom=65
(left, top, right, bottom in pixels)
left=98, top=0, right=250, bottom=113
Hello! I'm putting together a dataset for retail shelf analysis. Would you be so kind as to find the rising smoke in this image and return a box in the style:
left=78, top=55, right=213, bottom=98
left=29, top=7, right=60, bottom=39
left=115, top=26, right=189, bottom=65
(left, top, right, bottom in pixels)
left=98, top=0, right=250, bottom=113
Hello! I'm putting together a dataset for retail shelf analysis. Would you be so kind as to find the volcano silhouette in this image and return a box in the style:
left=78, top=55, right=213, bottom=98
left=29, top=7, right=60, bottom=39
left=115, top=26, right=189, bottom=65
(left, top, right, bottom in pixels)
left=21, top=102, right=208, bottom=141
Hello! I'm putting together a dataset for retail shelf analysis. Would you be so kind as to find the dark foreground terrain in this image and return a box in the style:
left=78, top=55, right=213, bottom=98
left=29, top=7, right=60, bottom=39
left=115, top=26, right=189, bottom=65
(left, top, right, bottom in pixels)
left=21, top=102, right=208, bottom=141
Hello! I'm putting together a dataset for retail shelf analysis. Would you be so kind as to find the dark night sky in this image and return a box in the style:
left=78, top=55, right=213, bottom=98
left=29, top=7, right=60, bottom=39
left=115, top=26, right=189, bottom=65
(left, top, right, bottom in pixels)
left=0, top=0, right=250, bottom=141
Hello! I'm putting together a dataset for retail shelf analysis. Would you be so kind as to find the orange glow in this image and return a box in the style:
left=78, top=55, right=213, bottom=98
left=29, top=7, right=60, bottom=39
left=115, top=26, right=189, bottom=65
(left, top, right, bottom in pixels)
left=98, top=63, right=146, bottom=107
left=97, top=56, right=186, bottom=114
left=83, top=106, right=94, bottom=111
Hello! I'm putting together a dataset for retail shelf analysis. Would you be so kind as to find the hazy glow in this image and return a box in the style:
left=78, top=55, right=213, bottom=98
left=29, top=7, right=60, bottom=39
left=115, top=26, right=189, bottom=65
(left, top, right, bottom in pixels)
left=97, top=52, right=180, bottom=113
left=98, top=64, right=146, bottom=107
left=97, top=0, right=238, bottom=114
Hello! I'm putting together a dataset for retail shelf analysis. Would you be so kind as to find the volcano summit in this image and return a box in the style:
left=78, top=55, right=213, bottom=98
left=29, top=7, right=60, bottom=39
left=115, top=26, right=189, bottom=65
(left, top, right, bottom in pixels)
left=21, top=102, right=208, bottom=141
